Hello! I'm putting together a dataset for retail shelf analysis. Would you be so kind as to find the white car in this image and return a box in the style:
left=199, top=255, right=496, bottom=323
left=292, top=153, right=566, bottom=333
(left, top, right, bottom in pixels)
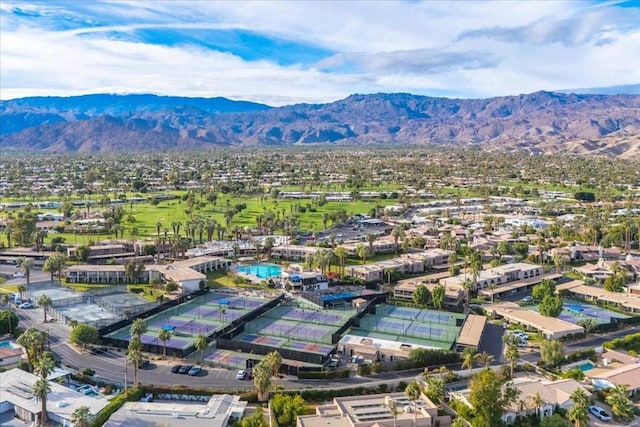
left=236, top=370, right=247, bottom=380
left=589, top=405, right=611, bottom=422
left=19, top=302, right=34, bottom=309
left=513, top=330, right=529, bottom=340
left=12, top=272, right=25, bottom=278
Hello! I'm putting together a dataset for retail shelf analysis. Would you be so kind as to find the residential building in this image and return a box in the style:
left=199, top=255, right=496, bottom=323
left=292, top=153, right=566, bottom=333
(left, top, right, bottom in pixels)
left=558, top=281, right=640, bottom=314
left=0, top=368, right=110, bottom=427
left=485, top=302, right=584, bottom=339
left=451, top=377, right=590, bottom=425
left=297, top=391, right=447, bottom=427
left=441, top=262, right=544, bottom=291
left=104, top=394, right=246, bottom=427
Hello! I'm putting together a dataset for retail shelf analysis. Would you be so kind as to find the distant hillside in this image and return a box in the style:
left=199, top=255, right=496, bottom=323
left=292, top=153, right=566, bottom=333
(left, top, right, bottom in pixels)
left=1, top=91, right=639, bottom=158
left=0, top=94, right=271, bottom=135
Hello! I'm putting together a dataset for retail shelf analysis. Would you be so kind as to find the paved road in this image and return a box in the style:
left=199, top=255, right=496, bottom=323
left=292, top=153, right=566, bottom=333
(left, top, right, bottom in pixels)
left=520, top=327, right=640, bottom=364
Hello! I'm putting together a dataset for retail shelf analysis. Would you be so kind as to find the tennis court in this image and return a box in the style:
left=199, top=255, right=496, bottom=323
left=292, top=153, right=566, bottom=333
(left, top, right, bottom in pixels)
left=105, top=292, right=274, bottom=351
left=351, top=304, right=464, bottom=349
left=529, top=299, right=630, bottom=325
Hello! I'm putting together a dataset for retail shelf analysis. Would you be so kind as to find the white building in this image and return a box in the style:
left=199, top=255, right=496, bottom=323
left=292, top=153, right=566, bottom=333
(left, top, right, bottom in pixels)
left=0, top=368, right=110, bottom=427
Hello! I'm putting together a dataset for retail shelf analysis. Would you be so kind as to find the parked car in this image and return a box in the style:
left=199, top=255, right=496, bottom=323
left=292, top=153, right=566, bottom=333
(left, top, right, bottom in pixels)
left=12, top=272, right=25, bottom=278
left=18, top=302, right=34, bottom=309
left=521, top=296, right=533, bottom=303
left=188, top=366, right=202, bottom=376
left=171, top=365, right=182, bottom=373
left=236, top=369, right=247, bottom=380
left=513, top=330, right=529, bottom=339
left=178, top=365, right=193, bottom=374
left=138, top=359, right=150, bottom=369
left=140, top=393, right=153, bottom=402
left=589, top=405, right=611, bottom=422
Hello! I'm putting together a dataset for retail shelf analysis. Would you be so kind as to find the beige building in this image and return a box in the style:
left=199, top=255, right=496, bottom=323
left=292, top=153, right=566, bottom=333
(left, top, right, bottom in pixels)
left=65, top=255, right=229, bottom=292
left=297, top=392, right=447, bottom=427
left=271, top=244, right=321, bottom=261
left=451, top=377, right=590, bottom=425
left=441, top=262, right=543, bottom=290
left=338, top=334, right=443, bottom=363
left=559, top=281, right=640, bottom=314
left=395, top=276, right=464, bottom=309
left=485, top=302, right=584, bottom=339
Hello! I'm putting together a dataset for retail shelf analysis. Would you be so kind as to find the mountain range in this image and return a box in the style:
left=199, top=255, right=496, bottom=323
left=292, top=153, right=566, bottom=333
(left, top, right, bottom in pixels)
left=1, top=91, right=639, bottom=158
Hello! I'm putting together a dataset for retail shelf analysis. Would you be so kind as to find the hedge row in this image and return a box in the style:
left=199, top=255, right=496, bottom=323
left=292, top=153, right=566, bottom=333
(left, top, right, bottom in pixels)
left=91, top=387, right=145, bottom=427
left=603, top=332, right=640, bottom=353
left=297, top=369, right=350, bottom=379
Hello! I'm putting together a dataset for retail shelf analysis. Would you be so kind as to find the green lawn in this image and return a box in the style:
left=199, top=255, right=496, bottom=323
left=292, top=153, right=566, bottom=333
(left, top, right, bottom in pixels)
left=206, top=270, right=264, bottom=290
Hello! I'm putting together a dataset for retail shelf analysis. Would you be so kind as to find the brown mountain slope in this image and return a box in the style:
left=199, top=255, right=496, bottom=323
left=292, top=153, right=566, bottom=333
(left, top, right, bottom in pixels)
left=1, top=91, right=639, bottom=156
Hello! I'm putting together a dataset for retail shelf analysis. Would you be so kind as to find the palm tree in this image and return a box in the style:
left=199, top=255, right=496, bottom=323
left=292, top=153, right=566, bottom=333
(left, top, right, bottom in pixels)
left=265, top=351, right=283, bottom=392
left=391, top=226, right=405, bottom=253
left=37, top=294, right=51, bottom=323
left=462, top=278, right=474, bottom=314
left=406, top=380, right=422, bottom=427
left=194, top=334, right=207, bottom=365
left=253, top=360, right=272, bottom=402
left=130, top=318, right=147, bottom=340
left=33, top=352, right=55, bottom=427
left=475, top=351, right=495, bottom=369
left=503, top=334, right=520, bottom=378
left=334, top=246, right=348, bottom=277
left=21, top=258, right=34, bottom=286
left=567, top=388, right=589, bottom=427
left=17, top=327, right=45, bottom=372
left=158, top=328, right=172, bottom=359
left=68, top=319, right=79, bottom=329
left=17, top=284, right=26, bottom=299
left=366, top=233, right=377, bottom=255
left=70, top=405, right=92, bottom=427
left=529, top=391, right=545, bottom=420
left=605, top=384, right=635, bottom=422
left=32, top=378, right=51, bottom=427
left=127, top=336, right=142, bottom=387
left=462, top=348, right=477, bottom=376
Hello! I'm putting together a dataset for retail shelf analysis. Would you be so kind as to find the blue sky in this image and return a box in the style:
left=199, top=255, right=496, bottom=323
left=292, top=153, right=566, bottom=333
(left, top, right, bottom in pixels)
left=1, top=0, right=639, bottom=105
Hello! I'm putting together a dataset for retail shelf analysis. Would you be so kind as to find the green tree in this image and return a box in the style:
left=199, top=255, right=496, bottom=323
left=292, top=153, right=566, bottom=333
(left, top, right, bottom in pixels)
left=432, top=284, right=445, bottom=310
left=567, top=388, right=589, bottom=427
left=43, top=253, right=66, bottom=285
left=604, top=262, right=626, bottom=292
left=239, top=408, right=266, bottom=427
left=355, top=243, right=369, bottom=265
left=413, top=285, right=431, bottom=306
left=158, top=328, right=172, bottom=359
left=532, top=279, right=556, bottom=303
left=271, top=393, right=307, bottom=427
left=125, top=260, right=146, bottom=284
left=194, top=334, right=207, bottom=365
left=0, top=309, right=19, bottom=336
left=70, top=405, right=92, bottom=427
left=75, top=245, right=90, bottom=262
left=424, top=376, right=446, bottom=404
left=37, top=294, right=51, bottom=323
left=69, top=324, right=99, bottom=347
left=539, top=295, right=563, bottom=317
left=468, top=368, right=520, bottom=427
left=605, top=384, right=635, bottom=422
left=12, top=208, right=37, bottom=247
left=540, top=339, right=565, bottom=367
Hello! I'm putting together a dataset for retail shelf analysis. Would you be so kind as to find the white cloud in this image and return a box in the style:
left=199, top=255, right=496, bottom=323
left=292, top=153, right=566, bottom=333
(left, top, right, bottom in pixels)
left=0, top=0, right=639, bottom=105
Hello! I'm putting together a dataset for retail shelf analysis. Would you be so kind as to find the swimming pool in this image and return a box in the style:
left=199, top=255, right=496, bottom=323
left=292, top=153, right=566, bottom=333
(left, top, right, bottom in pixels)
left=0, top=341, right=20, bottom=349
left=77, top=385, right=100, bottom=397
left=579, top=361, right=595, bottom=372
left=235, top=264, right=282, bottom=279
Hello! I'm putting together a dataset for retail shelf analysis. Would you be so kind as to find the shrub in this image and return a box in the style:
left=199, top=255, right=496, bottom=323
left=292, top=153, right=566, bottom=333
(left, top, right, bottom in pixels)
left=82, top=368, right=96, bottom=377
left=297, top=369, right=350, bottom=380
left=603, top=332, right=640, bottom=353
left=91, top=387, right=145, bottom=427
